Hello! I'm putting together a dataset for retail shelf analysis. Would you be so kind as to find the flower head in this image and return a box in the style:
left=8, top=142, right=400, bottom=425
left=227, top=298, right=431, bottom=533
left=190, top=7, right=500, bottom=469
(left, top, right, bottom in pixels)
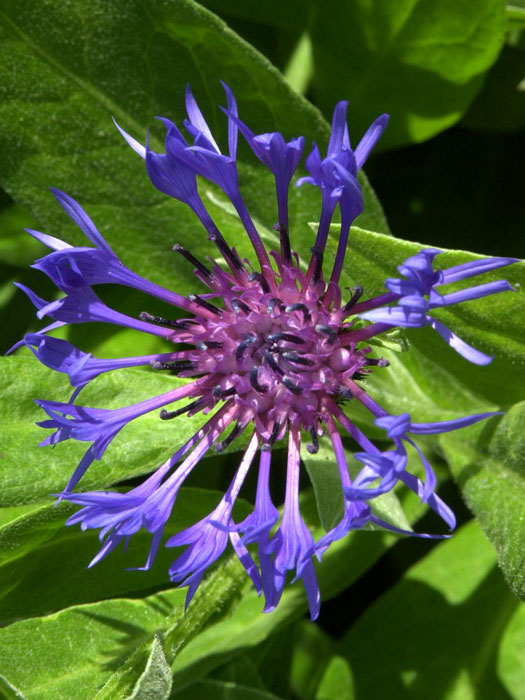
left=20, top=84, right=517, bottom=619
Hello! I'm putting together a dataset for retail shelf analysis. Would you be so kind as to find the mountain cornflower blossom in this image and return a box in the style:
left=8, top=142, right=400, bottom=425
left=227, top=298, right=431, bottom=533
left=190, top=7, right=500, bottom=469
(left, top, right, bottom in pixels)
left=17, top=83, right=518, bottom=620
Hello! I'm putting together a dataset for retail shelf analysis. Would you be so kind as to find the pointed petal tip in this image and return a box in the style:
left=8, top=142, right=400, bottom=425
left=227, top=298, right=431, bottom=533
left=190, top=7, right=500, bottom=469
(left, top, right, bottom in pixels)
left=113, top=117, right=146, bottom=159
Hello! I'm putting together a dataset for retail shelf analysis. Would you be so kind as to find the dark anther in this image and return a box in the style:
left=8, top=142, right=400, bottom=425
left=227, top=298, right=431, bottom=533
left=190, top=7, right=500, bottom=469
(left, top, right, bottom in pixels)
left=282, top=352, right=315, bottom=367
left=213, top=385, right=236, bottom=399
left=268, top=420, right=282, bottom=446
left=263, top=349, right=283, bottom=374
left=231, top=298, right=251, bottom=315
left=140, top=311, right=183, bottom=329
left=173, top=244, right=212, bottom=279
left=236, top=334, right=257, bottom=361
left=342, top=285, right=364, bottom=314
left=310, top=246, right=324, bottom=284
left=250, top=366, right=268, bottom=393
left=267, top=332, right=305, bottom=345
left=274, top=223, right=292, bottom=264
left=282, top=376, right=303, bottom=395
left=249, top=271, right=271, bottom=294
left=353, top=371, right=366, bottom=381
left=214, top=422, right=243, bottom=452
left=364, top=357, right=390, bottom=367
left=208, top=233, right=244, bottom=271
left=160, top=397, right=205, bottom=420
left=315, top=324, right=337, bottom=343
left=306, top=426, right=319, bottom=454
left=337, top=385, right=354, bottom=401
left=196, top=340, right=223, bottom=350
left=188, top=293, right=223, bottom=316
left=285, top=303, right=311, bottom=322
left=152, top=359, right=195, bottom=372
left=267, top=297, right=285, bottom=314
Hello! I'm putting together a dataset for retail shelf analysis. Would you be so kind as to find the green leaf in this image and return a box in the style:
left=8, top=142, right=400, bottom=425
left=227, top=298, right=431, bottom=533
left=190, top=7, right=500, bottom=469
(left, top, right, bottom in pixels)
left=440, top=402, right=525, bottom=600
left=308, top=0, right=507, bottom=148
left=171, top=680, right=285, bottom=700
left=0, top=589, right=186, bottom=700
left=126, top=636, right=172, bottom=700
left=337, top=521, right=522, bottom=700
left=0, top=356, right=219, bottom=506
left=0, top=488, right=250, bottom=624
left=0, top=0, right=387, bottom=313
left=0, top=203, right=43, bottom=268
left=315, top=656, right=354, bottom=700
left=302, top=441, right=345, bottom=531
left=290, top=621, right=333, bottom=700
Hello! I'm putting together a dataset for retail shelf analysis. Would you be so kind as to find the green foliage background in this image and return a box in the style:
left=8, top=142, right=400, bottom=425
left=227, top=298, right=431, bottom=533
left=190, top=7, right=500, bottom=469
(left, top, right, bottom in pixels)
left=0, top=1, right=523, bottom=698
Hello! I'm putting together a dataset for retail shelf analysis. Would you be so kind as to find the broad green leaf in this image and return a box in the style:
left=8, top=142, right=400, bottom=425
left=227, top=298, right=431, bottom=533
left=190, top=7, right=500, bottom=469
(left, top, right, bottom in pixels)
left=290, top=621, right=333, bottom=700
left=126, top=636, right=172, bottom=700
left=0, top=203, right=42, bottom=268
left=171, top=680, right=285, bottom=700
left=302, top=442, right=345, bottom=531
left=315, top=656, right=354, bottom=700
left=337, top=521, right=523, bottom=700
left=0, top=589, right=186, bottom=700
left=0, top=356, right=223, bottom=505
left=440, top=403, right=525, bottom=600
left=210, top=655, right=266, bottom=692
left=0, top=0, right=387, bottom=314
left=308, top=0, right=507, bottom=148
left=0, top=488, right=251, bottom=624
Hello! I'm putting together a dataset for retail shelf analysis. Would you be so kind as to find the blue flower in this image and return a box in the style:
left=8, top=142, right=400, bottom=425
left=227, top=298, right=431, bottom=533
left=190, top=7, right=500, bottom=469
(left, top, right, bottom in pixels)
left=359, top=247, right=517, bottom=364
left=18, top=84, right=517, bottom=619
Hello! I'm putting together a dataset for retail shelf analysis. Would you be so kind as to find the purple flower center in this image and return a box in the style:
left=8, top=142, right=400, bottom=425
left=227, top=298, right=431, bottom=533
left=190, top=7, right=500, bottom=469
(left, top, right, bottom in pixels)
left=143, top=244, right=376, bottom=454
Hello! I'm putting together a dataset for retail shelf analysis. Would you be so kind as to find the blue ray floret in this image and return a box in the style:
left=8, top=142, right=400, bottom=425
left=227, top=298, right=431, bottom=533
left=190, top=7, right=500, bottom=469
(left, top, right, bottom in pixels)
left=17, top=83, right=519, bottom=619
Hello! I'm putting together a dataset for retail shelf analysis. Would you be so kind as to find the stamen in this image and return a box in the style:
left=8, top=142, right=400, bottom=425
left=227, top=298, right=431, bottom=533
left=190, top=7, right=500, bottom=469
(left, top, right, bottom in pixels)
left=274, top=223, right=292, bottom=264
left=213, top=386, right=236, bottom=399
left=208, top=233, right=244, bottom=271
left=282, top=352, right=315, bottom=367
left=306, top=426, right=319, bottom=454
left=267, top=332, right=305, bottom=345
left=231, top=298, right=251, bottom=315
left=196, top=340, right=224, bottom=350
left=214, top=422, right=243, bottom=452
left=364, top=357, right=390, bottom=367
left=236, top=334, right=257, bottom=361
left=263, top=349, right=283, bottom=375
left=139, top=311, right=183, bottom=329
left=342, top=285, right=364, bottom=314
left=250, top=366, right=268, bottom=393
left=269, top=420, right=282, bottom=446
left=337, top=385, right=354, bottom=401
left=267, top=297, right=285, bottom=314
left=152, top=360, right=195, bottom=372
left=173, top=244, right=212, bottom=279
left=310, top=246, right=324, bottom=284
left=315, top=324, right=337, bottom=343
left=187, top=293, right=223, bottom=316
left=249, top=271, right=271, bottom=294
left=282, top=376, right=303, bottom=395
left=285, top=303, right=311, bottom=322
left=160, top=397, right=205, bottom=420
